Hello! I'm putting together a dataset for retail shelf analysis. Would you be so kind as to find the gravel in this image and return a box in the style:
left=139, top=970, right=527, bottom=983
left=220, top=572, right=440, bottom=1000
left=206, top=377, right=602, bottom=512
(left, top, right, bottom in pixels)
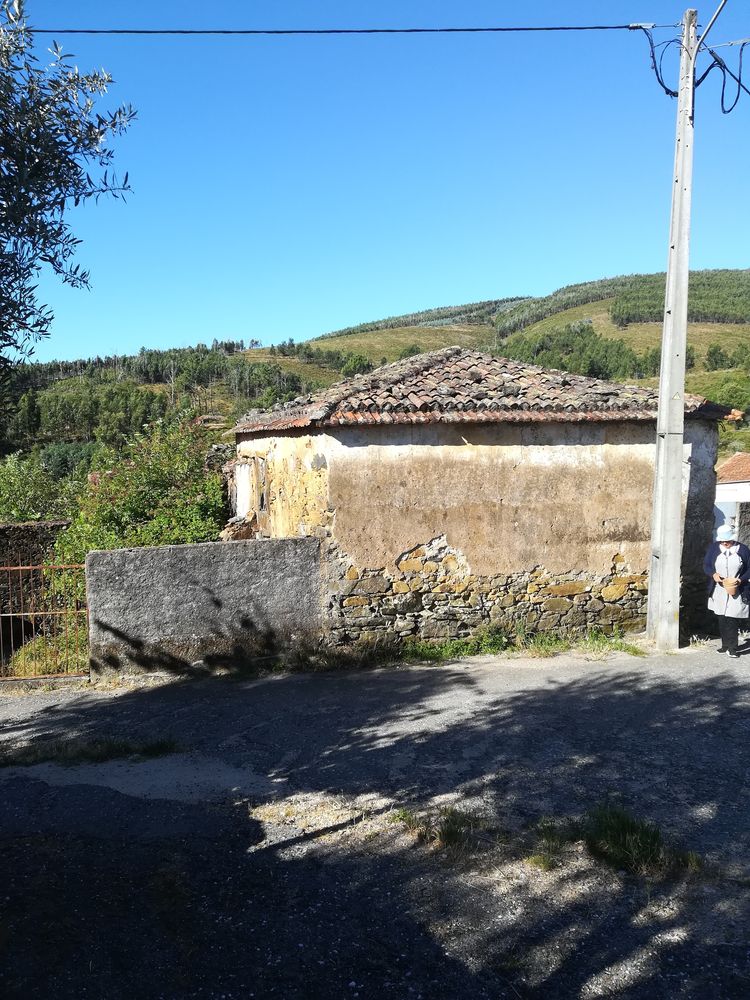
left=2, top=642, right=750, bottom=998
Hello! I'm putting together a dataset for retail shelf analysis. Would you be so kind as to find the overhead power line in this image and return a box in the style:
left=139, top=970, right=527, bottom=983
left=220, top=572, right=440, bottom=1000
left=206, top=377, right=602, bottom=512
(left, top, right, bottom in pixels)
left=31, top=23, right=680, bottom=37
left=706, top=42, right=750, bottom=112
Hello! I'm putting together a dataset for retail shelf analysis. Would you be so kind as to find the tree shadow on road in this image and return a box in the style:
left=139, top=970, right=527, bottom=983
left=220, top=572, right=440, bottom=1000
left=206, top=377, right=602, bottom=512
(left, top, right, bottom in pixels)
left=2, top=659, right=750, bottom=997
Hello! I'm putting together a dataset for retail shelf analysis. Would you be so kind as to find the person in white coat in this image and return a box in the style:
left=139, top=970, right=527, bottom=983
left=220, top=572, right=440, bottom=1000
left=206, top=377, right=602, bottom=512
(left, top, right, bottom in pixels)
left=703, top=524, right=750, bottom=658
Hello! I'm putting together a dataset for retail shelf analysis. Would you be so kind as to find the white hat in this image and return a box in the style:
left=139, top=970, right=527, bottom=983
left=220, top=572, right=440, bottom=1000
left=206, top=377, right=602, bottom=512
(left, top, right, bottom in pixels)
left=716, top=524, right=736, bottom=542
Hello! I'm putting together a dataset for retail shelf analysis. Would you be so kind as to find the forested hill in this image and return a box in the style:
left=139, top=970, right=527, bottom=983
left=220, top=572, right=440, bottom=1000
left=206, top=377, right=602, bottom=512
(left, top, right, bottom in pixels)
left=315, top=297, right=527, bottom=340
left=493, top=269, right=750, bottom=338
left=2, top=268, right=749, bottom=457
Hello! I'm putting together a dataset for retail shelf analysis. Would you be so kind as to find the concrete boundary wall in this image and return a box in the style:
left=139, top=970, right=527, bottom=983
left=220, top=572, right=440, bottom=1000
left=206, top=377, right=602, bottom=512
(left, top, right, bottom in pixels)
left=86, top=539, right=322, bottom=676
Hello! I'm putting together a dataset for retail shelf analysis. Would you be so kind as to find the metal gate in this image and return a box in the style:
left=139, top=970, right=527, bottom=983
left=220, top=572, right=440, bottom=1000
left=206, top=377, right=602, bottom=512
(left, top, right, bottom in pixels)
left=0, top=562, right=88, bottom=678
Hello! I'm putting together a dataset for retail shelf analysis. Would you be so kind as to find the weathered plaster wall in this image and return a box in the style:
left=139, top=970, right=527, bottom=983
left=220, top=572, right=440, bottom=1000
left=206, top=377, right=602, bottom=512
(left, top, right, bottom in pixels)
left=235, top=420, right=718, bottom=642
left=87, top=538, right=322, bottom=676
left=236, top=434, right=332, bottom=537
left=327, top=423, right=656, bottom=577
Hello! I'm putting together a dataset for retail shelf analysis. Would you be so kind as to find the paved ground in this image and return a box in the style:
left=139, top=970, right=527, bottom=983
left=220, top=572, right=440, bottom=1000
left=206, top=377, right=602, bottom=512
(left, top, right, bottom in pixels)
left=2, top=641, right=750, bottom=998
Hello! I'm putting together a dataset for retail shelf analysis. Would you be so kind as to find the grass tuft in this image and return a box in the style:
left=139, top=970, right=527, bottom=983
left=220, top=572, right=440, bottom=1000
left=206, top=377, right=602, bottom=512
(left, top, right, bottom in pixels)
left=279, top=622, right=643, bottom=675
left=514, top=626, right=644, bottom=659
left=0, top=736, right=179, bottom=768
left=578, top=628, right=645, bottom=658
left=524, top=804, right=700, bottom=880
left=389, top=807, right=423, bottom=832
left=582, top=804, right=700, bottom=878
left=392, top=805, right=488, bottom=852
left=402, top=626, right=511, bottom=663
left=525, top=853, right=555, bottom=872
left=524, top=815, right=578, bottom=870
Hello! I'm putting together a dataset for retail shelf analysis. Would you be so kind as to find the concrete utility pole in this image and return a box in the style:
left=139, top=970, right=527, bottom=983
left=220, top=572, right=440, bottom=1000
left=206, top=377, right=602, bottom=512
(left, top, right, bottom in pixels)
left=646, top=4, right=726, bottom=650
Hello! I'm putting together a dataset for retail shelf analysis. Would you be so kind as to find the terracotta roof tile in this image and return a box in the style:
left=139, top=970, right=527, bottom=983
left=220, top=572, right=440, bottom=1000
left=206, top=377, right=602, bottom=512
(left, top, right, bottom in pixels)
left=717, top=452, right=750, bottom=484
left=234, top=346, right=733, bottom=435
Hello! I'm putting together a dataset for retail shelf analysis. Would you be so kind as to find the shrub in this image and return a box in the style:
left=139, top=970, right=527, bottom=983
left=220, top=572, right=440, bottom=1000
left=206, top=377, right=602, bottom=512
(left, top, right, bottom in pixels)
left=340, top=354, right=374, bottom=378
left=6, top=629, right=88, bottom=678
left=38, top=441, right=100, bottom=480
left=0, top=451, right=83, bottom=522
left=398, top=344, right=424, bottom=360
left=705, top=344, right=731, bottom=370
left=54, top=422, right=225, bottom=562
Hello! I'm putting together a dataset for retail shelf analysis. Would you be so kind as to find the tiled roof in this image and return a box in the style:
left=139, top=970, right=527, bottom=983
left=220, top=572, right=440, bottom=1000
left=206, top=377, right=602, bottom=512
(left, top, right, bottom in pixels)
left=234, top=347, right=732, bottom=435
left=717, top=452, right=750, bottom=484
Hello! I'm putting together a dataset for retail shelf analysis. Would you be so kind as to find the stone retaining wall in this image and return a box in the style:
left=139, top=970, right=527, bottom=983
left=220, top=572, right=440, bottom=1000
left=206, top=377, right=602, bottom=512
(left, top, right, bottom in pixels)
left=0, top=521, right=70, bottom=567
left=324, top=535, right=648, bottom=645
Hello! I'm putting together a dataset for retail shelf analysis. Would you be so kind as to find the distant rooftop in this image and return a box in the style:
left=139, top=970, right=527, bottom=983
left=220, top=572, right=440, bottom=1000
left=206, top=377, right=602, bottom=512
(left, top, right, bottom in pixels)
left=717, top=452, right=750, bottom=485
left=234, top=346, right=731, bottom=435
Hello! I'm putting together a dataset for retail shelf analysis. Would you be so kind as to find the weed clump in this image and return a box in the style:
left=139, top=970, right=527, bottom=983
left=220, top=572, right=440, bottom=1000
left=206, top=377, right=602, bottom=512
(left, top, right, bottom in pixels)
left=581, top=804, right=700, bottom=878
left=278, top=621, right=643, bottom=675
left=514, top=626, right=644, bottom=659
left=524, top=804, right=700, bottom=880
left=391, top=805, right=490, bottom=852
left=524, top=816, right=577, bottom=870
left=402, top=626, right=511, bottom=663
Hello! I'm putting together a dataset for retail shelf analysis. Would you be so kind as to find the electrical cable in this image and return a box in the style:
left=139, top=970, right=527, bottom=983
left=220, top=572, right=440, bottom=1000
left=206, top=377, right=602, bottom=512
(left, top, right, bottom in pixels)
left=635, top=25, right=680, bottom=97
left=30, top=17, right=747, bottom=113
left=706, top=42, right=750, bottom=113
left=29, top=23, right=680, bottom=37
left=705, top=37, right=750, bottom=49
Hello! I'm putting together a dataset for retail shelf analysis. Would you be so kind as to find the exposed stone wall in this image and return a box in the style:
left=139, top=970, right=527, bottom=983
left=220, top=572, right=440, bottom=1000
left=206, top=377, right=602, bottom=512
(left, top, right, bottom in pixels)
left=325, top=534, right=647, bottom=644
left=87, top=538, right=322, bottom=677
left=0, top=521, right=70, bottom=567
left=738, top=502, right=750, bottom=548
left=235, top=419, right=719, bottom=643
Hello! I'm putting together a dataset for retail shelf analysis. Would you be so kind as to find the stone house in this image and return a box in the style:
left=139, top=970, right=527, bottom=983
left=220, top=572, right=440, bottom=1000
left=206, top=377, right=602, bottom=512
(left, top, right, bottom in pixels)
left=230, top=347, right=729, bottom=644
left=715, top=452, right=750, bottom=545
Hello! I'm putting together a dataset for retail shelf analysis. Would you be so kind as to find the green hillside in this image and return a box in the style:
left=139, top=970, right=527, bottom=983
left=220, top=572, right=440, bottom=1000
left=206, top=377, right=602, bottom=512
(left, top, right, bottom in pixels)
left=508, top=299, right=750, bottom=370
left=314, top=297, right=526, bottom=341
left=494, top=270, right=750, bottom=339
left=296, top=269, right=750, bottom=373
left=310, top=323, right=496, bottom=363
left=3, top=269, right=748, bottom=458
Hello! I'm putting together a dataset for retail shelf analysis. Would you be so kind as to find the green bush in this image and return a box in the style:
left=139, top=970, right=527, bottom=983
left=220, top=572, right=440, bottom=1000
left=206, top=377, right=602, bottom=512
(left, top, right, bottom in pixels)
left=705, top=343, right=731, bottom=371
left=0, top=452, right=83, bottom=522
left=340, top=354, right=374, bottom=378
left=500, top=321, right=643, bottom=381
left=54, top=422, right=226, bottom=562
left=398, top=344, right=424, bottom=360
left=38, top=441, right=100, bottom=480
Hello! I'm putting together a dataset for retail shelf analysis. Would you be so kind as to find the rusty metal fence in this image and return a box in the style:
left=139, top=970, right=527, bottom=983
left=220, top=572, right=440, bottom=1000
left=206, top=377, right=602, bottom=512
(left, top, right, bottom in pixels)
left=0, top=562, right=88, bottom=678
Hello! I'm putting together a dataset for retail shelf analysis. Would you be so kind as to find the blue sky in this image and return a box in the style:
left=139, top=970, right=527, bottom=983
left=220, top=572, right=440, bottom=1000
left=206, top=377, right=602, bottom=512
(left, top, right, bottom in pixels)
left=27, top=1, right=750, bottom=362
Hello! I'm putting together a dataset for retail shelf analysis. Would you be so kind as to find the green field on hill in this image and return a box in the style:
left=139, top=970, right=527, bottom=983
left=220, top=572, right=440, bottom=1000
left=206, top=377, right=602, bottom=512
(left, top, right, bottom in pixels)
left=514, top=298, right=750, bottom=372
left=310, top=323, right=495, bottom=364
